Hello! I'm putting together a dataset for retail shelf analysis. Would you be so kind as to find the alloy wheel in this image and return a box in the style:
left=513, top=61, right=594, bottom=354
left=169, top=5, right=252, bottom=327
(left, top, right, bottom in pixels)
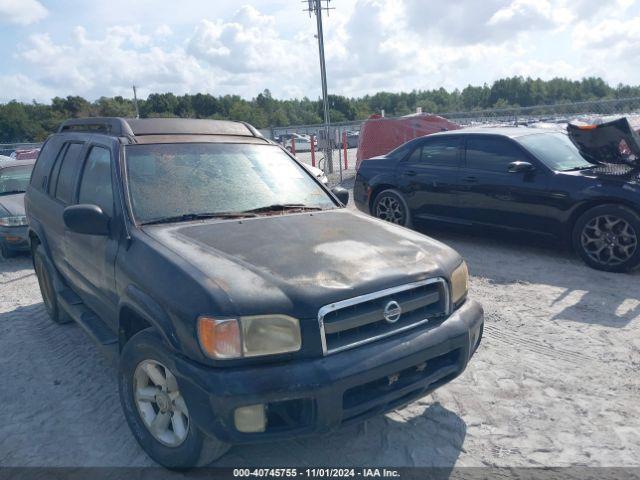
left=581, top=215, right=638, bottom=266
left=134, top=359, right=190, bottom=447
left=376, top=195, right=405, bottom=225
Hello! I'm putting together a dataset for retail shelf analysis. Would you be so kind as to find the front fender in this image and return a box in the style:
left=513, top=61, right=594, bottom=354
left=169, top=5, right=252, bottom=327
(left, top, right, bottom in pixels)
left=119, top=285, right=181, bottom=351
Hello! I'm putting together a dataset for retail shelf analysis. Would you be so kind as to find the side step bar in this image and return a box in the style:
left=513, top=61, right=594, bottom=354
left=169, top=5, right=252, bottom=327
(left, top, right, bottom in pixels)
left=57, top=288, right=118, bottom=363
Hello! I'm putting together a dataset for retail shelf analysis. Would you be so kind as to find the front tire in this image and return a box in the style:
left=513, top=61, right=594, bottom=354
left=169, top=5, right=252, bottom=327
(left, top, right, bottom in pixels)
left=0, top=242, right=9, bottom=261
left=572, top=204, right=640, bottom=272
left=372, top=189, right=412, bottom=228
left=33, top=244, right=71, bottom=324
left=119, top=329, right=230, bottom=469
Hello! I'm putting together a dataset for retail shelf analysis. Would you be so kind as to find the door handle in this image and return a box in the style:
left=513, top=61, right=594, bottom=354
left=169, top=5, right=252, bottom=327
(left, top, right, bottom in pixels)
left=405, top=170, right=417, bottom=177
left=462, top=175, right=478, bottom=183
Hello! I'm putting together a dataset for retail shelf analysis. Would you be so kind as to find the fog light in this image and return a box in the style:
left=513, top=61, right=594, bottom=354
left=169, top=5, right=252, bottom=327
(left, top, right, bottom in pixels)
left=234, top=404, right=266, bottom=433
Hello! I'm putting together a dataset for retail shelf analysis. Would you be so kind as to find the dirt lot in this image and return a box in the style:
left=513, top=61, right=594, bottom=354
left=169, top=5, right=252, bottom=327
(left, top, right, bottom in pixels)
left=1, top=191, right=639, bottom=467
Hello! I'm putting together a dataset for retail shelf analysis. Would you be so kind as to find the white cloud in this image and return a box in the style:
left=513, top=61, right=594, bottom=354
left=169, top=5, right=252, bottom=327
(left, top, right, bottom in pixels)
left=187, top=6, right=291, bottom=73
left=0, top=74, right=55, bottom=102
left=0, top=0, right=47, bottom=25
left=2, top=1, right=640, bottom=104
left=572, top=16, right=640, bottom=51
left=155, top=24, right=173, bottom=37
left=488, top=0, right=571, bottom=29
left=16, top=27, right=213, bottom=100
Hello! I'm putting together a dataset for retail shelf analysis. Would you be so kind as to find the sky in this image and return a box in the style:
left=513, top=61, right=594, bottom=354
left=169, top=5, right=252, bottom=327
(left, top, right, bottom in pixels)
left=0, top=0, right=638, bottom=103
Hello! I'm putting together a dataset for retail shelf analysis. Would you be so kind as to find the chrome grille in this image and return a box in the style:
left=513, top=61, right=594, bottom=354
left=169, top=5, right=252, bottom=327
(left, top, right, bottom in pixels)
left=318, top=278, right=450, bottom=355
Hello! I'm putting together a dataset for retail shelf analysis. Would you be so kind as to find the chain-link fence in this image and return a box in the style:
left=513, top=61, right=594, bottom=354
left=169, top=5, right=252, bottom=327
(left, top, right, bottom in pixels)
left=270, top=96, right=640, bottom=186
left=4, top=96, right=640, bottom=184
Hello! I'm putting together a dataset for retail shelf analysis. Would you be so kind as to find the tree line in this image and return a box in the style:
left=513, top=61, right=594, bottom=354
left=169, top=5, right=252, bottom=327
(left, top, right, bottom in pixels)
left=1, top=76, right=640, bottom=143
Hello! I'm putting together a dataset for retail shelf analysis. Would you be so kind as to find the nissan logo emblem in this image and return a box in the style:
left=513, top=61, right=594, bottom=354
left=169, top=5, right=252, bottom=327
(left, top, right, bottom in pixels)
left=383, top=300, right=402, bottom=323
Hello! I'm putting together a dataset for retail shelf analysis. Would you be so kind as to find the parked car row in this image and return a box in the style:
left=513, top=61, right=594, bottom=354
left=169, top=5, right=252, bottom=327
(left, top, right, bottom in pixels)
left=276, top=130, right=360, bottom=152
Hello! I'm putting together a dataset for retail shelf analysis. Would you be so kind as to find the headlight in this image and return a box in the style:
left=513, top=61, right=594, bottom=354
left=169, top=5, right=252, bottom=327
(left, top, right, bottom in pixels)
left=0, top=215, right=28, bottom=227
left=450, top=261, right=469, bottom=307
left=197, top=315, right=301, bottom=359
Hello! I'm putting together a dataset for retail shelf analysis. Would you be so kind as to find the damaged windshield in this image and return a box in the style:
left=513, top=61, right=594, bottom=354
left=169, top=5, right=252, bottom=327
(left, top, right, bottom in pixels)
left=517, top=133, right=593, bottom=171
left=124, top=143, right=335, bottom=224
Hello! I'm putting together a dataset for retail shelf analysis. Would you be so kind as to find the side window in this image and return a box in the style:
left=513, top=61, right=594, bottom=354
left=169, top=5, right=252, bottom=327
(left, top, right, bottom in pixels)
left=78, top=147, right=114, bottom=217
left=420, top=138, right=461, bottom=167
left=466, top=137, right=524, bottom=173
left=405, top=146, right=422, bottom=163
left=30, top=139, right=57, bottom=191
left=47, top=143, right=69, bottom=195
left=54, top=143, right=84, bottom=204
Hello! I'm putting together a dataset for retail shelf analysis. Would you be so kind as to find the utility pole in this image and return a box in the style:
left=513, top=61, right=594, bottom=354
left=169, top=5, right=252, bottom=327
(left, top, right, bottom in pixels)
left=132, top=85, right=140, bottom=119
left=305, top=0, right=336, bottom=177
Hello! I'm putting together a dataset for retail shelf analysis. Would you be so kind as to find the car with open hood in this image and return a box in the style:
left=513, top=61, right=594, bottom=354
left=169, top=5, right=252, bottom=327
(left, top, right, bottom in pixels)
left=354, top=127, right=640, bottom=272
left=24, top=117, right=483, bottom=468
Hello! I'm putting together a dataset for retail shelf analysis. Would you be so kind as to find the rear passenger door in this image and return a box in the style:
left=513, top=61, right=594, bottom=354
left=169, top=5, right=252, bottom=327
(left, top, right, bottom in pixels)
left=396, top=136, right=462, bottom=221
left=64, top=144, right=119, bottom=324
left=457, top=135, right=551, bottom=233
left=43, top=141, right=86, bottom=279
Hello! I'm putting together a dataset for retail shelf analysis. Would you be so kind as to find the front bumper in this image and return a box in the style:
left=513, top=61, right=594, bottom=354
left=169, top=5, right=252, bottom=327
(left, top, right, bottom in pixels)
left=173, top=299, right=483, bottom=444
left=0, top=226, right=29, bottom=252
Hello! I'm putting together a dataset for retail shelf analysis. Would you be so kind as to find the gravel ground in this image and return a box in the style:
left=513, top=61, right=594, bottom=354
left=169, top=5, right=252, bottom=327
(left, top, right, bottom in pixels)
left=1, top=191, right=639, bottom=467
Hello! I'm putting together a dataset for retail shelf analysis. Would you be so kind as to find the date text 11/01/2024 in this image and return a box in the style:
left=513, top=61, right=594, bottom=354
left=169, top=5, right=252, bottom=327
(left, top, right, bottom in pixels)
left=233, top=469, right=401, bottom=478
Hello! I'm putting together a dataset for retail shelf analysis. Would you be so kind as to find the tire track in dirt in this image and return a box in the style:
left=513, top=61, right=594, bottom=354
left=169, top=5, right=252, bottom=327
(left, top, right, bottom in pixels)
left=483, top=323, right=594, bottom=366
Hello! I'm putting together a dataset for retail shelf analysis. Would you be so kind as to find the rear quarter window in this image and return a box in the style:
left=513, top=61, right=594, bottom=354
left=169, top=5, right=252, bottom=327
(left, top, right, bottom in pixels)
left=29, top=139, right=59, bottom=191
left=50, top=142, right=84, bottom=204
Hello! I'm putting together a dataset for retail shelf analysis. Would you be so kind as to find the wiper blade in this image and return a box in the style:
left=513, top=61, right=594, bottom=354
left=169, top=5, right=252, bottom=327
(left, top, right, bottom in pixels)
left=141, top=212, right=257, bottom=226
left=0, top=190, right=25, bottom=196
left=242, top=204, right=324, bottom=214
left=564, top=165, right=594, bottom=171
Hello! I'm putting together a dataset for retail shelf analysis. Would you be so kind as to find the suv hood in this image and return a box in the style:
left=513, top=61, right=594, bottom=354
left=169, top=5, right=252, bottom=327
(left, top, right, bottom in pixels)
left=143, top=209, right=460, bottom=317
left=0, top=192, right=26, bottom=216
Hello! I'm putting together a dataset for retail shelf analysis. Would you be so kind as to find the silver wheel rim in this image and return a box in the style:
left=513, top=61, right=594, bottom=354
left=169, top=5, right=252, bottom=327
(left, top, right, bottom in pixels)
left=376, top=195, right=405, bottom=224
left=581, top=215, right=637, bottom=266
left=134, top=359, right=190, bottom=447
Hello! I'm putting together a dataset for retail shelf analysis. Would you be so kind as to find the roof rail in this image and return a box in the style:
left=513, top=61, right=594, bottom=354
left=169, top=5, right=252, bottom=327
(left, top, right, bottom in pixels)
left=57, top=117, right=261, bottom=138
left=239, top=121, right=263, bottom=138
left=58, top=118, right=134, bottom=136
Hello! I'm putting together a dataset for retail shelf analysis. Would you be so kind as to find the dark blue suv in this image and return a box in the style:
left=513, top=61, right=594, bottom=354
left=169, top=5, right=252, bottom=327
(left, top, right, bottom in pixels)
left=25, top=117, right=483, bottom=468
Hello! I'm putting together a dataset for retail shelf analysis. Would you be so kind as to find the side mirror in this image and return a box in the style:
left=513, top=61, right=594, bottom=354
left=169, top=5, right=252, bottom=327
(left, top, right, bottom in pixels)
left=63, top=204, right=110, bottom=236
left=508, top=161, right=535, bottom=173
left=331, top=186, right=350, bottom=206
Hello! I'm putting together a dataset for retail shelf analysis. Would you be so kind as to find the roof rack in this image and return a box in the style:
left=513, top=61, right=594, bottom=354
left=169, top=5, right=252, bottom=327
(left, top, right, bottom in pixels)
left=58, top=117, right=134, bottom=136
left=57, top=117, right=260, bottom=138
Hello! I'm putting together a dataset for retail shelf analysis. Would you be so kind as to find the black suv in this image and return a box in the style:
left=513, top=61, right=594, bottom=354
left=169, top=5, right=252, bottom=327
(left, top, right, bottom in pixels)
left=25, top=117, right=483, bottom=468
left=354, top=128, right=640, bottom=272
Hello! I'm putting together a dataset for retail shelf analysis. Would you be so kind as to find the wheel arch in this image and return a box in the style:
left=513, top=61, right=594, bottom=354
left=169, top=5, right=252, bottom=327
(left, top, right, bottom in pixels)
left=568, top=198, right=640, bottom=240
left=368, top=183, right=400, bottom=214
left=27, top=220, right=52, bottom=258
left=119, top=285, right=181, bottom=352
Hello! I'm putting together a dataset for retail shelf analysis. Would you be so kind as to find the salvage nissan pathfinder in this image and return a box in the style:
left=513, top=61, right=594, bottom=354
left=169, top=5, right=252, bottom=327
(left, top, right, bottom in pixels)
left=24, top=118, right=483, bottom=468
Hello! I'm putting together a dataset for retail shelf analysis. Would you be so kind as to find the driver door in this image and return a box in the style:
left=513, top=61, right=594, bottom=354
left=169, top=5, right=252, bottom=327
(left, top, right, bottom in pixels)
left=457, top=135, right=552, bottom=233
left=64, top=143, right=120, bottom=325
